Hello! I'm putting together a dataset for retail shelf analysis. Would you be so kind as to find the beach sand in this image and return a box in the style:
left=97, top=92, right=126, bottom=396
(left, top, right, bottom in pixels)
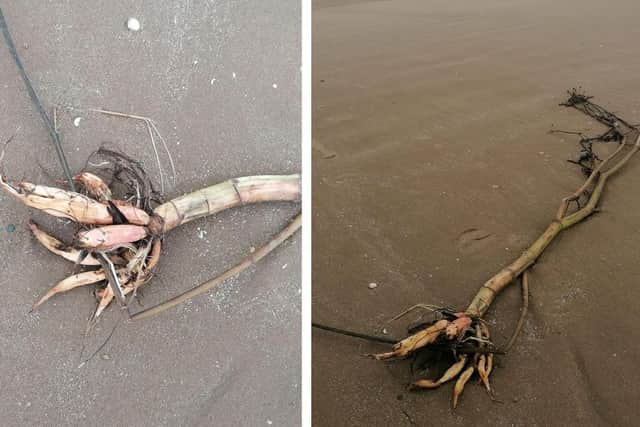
left=0, top=2, right=300, bottom=425
left=312, top=0, right=640, bottom=425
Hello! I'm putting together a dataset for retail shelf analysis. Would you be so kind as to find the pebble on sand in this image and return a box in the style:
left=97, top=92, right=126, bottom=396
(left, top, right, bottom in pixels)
left=368, top=282, right=377, bottom=289
left=5, top=224, right=15, bottom=233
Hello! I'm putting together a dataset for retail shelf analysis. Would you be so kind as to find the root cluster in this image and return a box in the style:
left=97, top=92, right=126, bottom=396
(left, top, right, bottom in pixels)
left=370, top=307, right=496, bottom=408
left=370, top=91, right=639, bottom=408
left=3, top=149, right=166, bottom=322
left=1, top=149, right=301, bottom=325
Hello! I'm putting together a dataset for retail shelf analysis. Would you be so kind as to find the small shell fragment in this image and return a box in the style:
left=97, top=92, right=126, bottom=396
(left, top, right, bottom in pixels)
left=73, top=117, right=82, bottom=127
left=368, top=282, right=377, bottom=289
left=127, top=17, right=141, bottom=32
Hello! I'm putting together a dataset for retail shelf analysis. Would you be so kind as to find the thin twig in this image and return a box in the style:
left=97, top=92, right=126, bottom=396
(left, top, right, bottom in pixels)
left=144, top=119, right=165, bottom=194
left=0, top=127, right=19, bottom=166
left=549, top=129, right=584, bottom=136
left=389, top=304, right=442, bottom=322
left=78, top=315, right=122, bottom=368
left=503, top=270, right=529, bottom=353
left=148, top=119, right=177, bottom=183
left=90, top=109, right=176, bottom=186
left=130, top=214, right=302, bottom=320
left=61, top=105, right=176, bottom=192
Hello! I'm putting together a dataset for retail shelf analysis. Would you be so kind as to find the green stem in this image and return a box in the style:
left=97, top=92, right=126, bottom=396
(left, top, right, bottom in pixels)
left=467, top=133, right=640, bottom=317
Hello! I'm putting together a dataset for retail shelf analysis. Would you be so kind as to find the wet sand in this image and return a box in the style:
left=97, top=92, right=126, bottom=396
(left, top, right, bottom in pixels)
left=313, top=0, right=640, bottom=425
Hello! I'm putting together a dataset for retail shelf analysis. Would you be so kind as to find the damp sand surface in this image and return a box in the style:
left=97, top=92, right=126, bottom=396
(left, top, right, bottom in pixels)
left=313, top=1, right=640, bottom=425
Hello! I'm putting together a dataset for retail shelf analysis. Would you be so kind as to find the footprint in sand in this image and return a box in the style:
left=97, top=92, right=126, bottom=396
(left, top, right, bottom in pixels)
left=313, top=139, right=337, bottom=159
left=456, top=227, right=493, bottom=254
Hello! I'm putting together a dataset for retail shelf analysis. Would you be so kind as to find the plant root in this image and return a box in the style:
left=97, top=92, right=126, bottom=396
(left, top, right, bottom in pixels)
left=452, top=366, right=475, bottom=409
left=78, top=224, right=148, bottom=250
left=73, top=172, right=112, bottom=202
left=28, top=220, right=101, bottom=266
left=0, top=175, right=149, bottom=225
left=369, top=319, right=449, bottom=360
left=32, top=270, right=110, bottom=310
left=2, top=148, right=300, bottom=328
left=92, top=283, right=116, bottom=321
left=90, top=240, right=161, bottom=320
left=411, top=355, right=468, bottom=390
left=370, top=92, right=640, bottom=408
left=476, top=321, right=493, bottom=394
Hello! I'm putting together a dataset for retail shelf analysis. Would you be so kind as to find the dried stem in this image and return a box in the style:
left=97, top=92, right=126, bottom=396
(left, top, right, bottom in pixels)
left=152, top=174, right=301, bottom=233
left=130, top=213, right=301, bottom=321
left=466, top=131, right=640, bottom=317
left=60, top=105, right=177, bottom=190
left=368, top=92, right=639, bottom=407
left=503, top=270, right=530, bottom=353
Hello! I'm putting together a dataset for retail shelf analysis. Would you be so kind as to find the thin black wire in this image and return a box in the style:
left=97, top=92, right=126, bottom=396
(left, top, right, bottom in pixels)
left=312, top=322, right=397, bottom=344
left=312, top=322, right=504, bottom=354
left=0, top=6, right=76, bottom=190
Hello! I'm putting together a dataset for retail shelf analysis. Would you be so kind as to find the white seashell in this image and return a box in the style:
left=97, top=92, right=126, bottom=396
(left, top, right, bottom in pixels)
left=127, top=17, right=141, bottom=32
left=73, top=117, right=82, bottom=127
